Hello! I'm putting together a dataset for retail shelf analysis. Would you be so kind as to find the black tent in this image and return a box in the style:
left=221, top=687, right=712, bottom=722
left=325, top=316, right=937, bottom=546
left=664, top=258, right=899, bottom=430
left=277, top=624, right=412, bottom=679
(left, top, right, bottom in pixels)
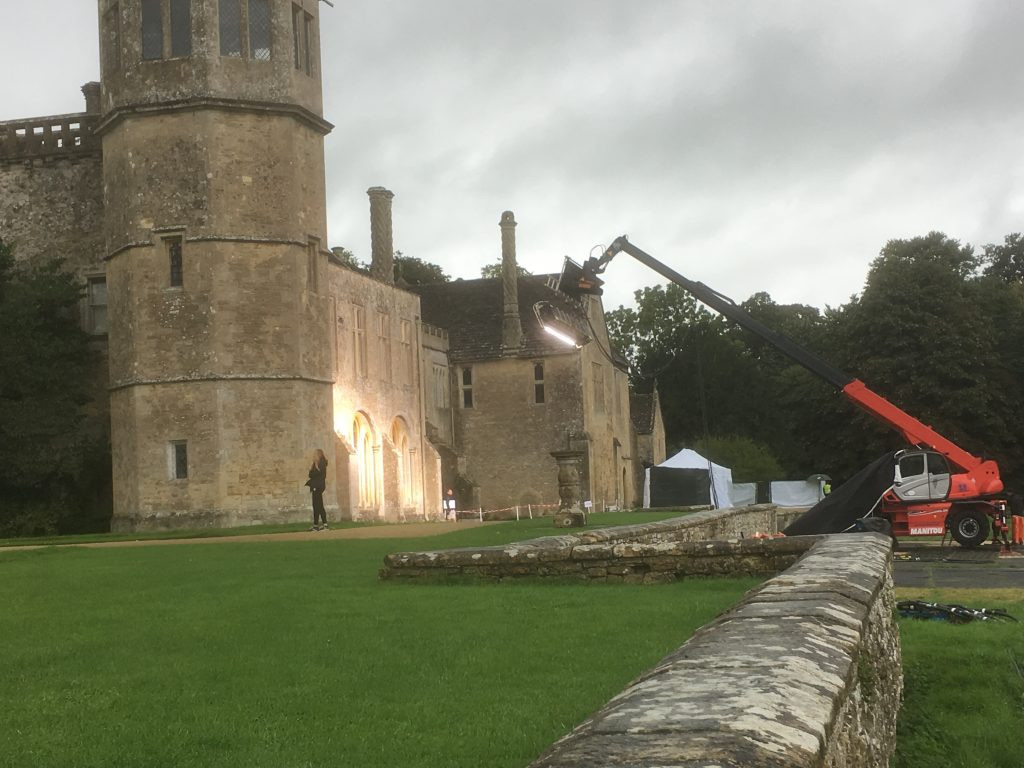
left=783, top=452, right=896, bottom=536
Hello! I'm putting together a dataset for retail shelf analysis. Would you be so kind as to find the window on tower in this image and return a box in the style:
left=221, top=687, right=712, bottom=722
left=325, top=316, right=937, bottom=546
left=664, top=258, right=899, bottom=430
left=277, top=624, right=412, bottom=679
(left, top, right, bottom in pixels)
left=86, top=276, right=108, bottom=336
left=292, top=4, right=313, bottom=75
left=220, top=0, right=273, bottom=60
left=169, top=0, right=191, bottom=57
left=249, top=0, right=272, bottom=60
left=141, top=0, right=163, bottom=60
left=167, top=237, right=184, bottom=288
left=103, top=3, right=121, bottom=72
left=219, top=0, right=243, bottom=57
left=169, top=440, right=189, bottom=480
left=141, top=0, right=192, bottom=61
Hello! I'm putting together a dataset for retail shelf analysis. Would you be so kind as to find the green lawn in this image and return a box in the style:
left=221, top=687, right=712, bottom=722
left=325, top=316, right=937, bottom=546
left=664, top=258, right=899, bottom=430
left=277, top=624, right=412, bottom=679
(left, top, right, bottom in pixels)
left=895, top=588, right=1024, bottom=768
left=0, top=515, right=751, bottom=768
left=0, top=520, right=375, bottom=548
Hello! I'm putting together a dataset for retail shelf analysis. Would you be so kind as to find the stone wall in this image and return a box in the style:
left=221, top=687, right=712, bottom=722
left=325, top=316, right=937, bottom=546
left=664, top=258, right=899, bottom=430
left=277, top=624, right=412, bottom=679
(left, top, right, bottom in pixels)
left=455, top=352, right=588, bottom=511
left=531, top=534, right=900, bottom=767
left=381, top=504, right=803, bottom=581
left=380, top=508, right=901, bottom=766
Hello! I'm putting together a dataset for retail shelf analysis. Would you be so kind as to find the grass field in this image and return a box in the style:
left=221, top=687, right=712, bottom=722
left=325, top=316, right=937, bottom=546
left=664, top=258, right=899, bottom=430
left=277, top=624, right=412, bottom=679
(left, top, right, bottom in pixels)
left=894, top=587, right=1024, bottom=768
left=0, top=512, right=753, bottom=768
left=0, top=520, right=374, bottom=548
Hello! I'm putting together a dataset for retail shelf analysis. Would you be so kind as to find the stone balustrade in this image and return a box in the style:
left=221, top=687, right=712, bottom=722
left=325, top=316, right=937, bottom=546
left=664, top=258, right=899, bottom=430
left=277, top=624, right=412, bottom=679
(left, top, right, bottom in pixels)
left=0, top=113, right=100, bottom=164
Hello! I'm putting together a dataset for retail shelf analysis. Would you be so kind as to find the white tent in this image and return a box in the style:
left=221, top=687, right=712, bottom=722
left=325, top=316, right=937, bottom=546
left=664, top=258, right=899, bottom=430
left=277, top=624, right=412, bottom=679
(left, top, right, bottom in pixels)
left=769, top=480, right=825, bottom=507
left=643, top=449, right=737, bottom=510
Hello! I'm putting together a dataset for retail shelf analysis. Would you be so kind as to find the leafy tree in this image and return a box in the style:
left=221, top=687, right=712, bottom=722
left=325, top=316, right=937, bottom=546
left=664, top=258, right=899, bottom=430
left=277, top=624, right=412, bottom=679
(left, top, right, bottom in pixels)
left=693, top=435, right=784, bottom=483
left=330, top=246, right=367, bottom=273
left=394, top=251, right=449, bottom=285
left=982, top=233, right=1024, bottom=284
left=480, top=261, right=531, bottom=279
left=607, top=284, right=766, bottom=452
left=0, top=239, right=101, bottom=536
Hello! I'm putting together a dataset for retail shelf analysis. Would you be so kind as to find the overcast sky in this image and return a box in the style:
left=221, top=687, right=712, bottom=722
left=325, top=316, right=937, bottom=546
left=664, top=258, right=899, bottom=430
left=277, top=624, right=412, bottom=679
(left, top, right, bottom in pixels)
left=4, top=1, right=1023, bottom=313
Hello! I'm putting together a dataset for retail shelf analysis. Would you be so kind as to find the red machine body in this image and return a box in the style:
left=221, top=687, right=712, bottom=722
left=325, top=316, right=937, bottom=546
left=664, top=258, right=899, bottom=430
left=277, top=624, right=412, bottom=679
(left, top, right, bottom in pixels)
left=841, top=379, right=1009, bottom=545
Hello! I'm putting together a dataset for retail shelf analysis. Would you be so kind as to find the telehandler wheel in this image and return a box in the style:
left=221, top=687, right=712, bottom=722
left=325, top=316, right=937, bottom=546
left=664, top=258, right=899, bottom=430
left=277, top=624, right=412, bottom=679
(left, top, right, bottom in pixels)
left=948, top=508, right=990, bottom=548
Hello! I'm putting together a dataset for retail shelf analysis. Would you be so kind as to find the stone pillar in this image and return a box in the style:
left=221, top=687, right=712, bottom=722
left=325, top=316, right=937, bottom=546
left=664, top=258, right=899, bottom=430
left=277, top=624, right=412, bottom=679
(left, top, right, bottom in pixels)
left=500, top=210, right=523, bottom=351
left=550, top=450, right=587, bottom=527
left=368, top=186, right=395, bottom=284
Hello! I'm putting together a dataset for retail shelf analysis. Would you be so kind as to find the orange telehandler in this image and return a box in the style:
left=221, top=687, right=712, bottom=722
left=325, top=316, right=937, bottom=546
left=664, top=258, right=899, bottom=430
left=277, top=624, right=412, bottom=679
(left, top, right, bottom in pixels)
left=559, top=235, right=1019, bottom=547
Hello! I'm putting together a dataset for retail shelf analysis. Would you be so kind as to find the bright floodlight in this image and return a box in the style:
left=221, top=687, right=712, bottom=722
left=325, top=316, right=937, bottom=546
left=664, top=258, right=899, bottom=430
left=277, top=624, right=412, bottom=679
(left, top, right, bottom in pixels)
left=533, top=301, right=590, bottom=348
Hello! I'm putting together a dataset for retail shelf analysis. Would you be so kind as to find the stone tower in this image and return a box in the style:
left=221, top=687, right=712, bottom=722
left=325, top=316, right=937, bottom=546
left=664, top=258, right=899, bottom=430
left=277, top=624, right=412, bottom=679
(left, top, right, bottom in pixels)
left=97, top=0, right=335, bottom=529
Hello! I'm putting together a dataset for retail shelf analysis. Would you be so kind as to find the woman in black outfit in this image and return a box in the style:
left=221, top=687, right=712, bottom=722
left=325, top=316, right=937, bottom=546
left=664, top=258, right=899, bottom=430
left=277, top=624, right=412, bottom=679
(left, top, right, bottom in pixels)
left=307, top=448, right=329, bottom=531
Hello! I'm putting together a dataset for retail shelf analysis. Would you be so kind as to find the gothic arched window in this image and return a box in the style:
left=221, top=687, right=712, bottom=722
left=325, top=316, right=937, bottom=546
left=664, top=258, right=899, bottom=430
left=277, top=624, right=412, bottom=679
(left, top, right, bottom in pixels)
left=352, top=413, right=377, bottom=509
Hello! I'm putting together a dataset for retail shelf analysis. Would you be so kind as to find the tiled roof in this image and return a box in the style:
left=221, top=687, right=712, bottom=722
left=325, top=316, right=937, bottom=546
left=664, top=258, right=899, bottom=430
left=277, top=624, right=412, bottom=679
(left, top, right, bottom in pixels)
left=630, top=392, right=656, bottom=434
left=414, top=275, right=590, bottom=362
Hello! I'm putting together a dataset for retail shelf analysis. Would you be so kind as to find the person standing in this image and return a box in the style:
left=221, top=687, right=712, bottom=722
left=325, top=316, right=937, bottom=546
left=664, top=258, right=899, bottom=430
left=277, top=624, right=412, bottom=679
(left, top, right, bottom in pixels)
left=307, top=448, right=329, bottom=531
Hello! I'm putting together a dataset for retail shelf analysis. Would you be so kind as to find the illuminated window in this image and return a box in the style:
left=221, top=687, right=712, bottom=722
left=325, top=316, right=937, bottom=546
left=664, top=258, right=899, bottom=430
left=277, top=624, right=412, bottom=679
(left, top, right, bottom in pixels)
left=533, top=362, right=545, bottom=404
left=87, top=277, right=108, bottom=335
left=353, top=413, right=377, bottom=508
left=391, top=419, right=413, bottom=507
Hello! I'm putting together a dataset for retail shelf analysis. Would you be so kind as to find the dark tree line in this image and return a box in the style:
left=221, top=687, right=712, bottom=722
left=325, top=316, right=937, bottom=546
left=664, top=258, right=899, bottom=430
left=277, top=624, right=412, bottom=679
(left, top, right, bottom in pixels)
left=0, top=239, right=109, bottom=537
left=607, top=232, right=1024, bottom=490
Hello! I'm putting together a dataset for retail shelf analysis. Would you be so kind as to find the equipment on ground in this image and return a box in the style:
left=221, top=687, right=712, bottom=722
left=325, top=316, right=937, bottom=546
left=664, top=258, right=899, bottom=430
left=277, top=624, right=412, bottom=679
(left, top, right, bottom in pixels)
left=555, top=235, right=1018, bottom=548
left=897, top=600, right=1017, bottom=623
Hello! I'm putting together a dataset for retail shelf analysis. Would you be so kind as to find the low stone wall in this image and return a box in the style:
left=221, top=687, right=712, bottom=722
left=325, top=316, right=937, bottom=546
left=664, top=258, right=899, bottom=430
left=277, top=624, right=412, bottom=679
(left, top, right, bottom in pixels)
left=381, top=504, right=802, bottom=581
left=383, top=535, right=817, bottom=583
left=530, top=534, right=901, bottom=767
left=379, top=506, right=901, bottom=766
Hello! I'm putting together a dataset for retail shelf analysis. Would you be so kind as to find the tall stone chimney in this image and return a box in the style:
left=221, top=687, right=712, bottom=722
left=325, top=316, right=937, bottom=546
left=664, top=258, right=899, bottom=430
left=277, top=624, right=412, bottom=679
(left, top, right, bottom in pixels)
left=368, top=186, right=395, bottom=284
left=500, top=210, right=523, bottom=351
left=81, top=82, right=101, bottom=114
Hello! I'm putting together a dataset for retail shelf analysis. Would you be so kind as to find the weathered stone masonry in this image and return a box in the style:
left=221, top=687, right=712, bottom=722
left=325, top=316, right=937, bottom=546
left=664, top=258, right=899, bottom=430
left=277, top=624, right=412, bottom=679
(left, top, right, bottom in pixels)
left=381, top=509, right=901, bottom=767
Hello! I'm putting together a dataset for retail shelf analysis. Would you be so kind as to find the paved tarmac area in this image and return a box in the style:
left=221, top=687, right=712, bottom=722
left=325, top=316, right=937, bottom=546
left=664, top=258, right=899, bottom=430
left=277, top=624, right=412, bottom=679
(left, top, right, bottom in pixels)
left=894, top=543, right=1024, bottom=589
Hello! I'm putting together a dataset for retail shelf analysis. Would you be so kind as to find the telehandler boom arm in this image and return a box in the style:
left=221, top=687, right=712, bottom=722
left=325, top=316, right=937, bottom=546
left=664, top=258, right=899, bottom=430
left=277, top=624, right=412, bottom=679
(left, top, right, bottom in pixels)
left=578, top=236, right=1002, bottom=493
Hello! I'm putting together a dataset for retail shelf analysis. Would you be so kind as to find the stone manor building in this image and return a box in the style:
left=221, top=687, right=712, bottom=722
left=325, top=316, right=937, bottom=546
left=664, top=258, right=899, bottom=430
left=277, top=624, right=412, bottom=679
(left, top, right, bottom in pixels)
left=0, top=0, right=663, bottom=530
